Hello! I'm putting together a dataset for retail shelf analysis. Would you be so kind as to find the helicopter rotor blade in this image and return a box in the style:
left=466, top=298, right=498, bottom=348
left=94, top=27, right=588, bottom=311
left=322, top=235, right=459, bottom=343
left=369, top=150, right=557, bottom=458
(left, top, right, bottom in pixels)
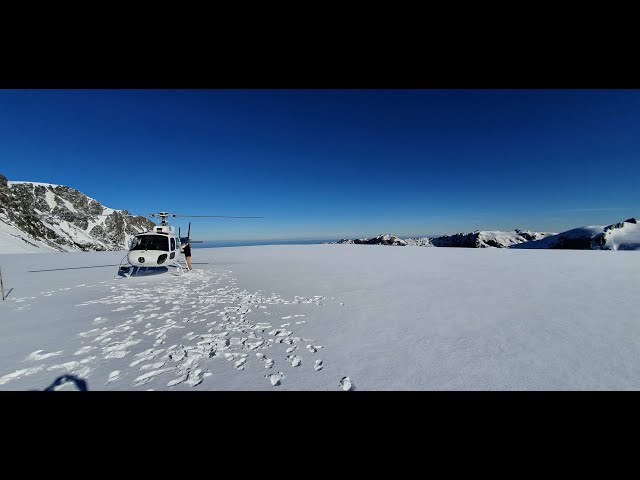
left=13, top=212, right=262, bottom=219
left=12, top=212, right=142, bottom=218
left=172, top=215, right=264, bottom=218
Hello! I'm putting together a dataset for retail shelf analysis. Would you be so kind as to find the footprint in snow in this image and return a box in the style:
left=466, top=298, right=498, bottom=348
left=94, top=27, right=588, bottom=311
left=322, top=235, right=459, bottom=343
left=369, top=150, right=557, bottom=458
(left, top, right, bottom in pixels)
left=24, top=350, right=64, bottom=362
left=256, top=353, right=274, bottom=369
left=314, top=360, right=323, bottom=371
left=106, top=370, right=121, bottom=384
left=132, top=367, right=175, bottom=387
left=0, top=366, right=45, bottom=386
left=246, top=340, right=265, bottom=350
left=74, top=346, right=96, bottom=356
left=140, top=361, right=166, bottom=371
left=186, top=369, right=204, bottom=387
left=234, top=358, right=248, bottom=370
left=167, top=370, right=213, bottom=387
left=287, top=355, right=302, bottom=367
left=224, top=352, right=241, bottom=362
left=286, top=345, right=297, bottom=353
left=167, top=374, right=188, bottom=387
left=47, top=361, right=80, bottom=371
left=339, top=376, right=354, bottom=391
left=265, top=372, right=286, bottom=386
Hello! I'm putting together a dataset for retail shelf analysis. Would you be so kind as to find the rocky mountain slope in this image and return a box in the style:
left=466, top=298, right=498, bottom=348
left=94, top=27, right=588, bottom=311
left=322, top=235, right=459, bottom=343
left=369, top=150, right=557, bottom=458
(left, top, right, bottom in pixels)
left=0, top=173, right=155, bottom=253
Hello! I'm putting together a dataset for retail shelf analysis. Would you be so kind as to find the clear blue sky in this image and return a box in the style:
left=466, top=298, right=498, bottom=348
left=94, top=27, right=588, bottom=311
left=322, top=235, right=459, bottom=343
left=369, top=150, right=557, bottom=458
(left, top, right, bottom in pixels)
left=1, top=89, right=638, bottom=240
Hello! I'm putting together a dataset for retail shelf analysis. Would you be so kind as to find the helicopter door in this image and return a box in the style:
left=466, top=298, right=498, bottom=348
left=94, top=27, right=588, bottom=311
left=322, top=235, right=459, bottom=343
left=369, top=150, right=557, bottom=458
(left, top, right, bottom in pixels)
left=170, top=237, right=176, bottom=259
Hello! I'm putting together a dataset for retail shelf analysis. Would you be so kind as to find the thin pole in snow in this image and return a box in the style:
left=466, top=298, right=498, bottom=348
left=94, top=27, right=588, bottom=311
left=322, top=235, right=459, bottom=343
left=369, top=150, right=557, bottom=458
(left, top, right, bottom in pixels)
left=0, top=266, right=4, bottom=301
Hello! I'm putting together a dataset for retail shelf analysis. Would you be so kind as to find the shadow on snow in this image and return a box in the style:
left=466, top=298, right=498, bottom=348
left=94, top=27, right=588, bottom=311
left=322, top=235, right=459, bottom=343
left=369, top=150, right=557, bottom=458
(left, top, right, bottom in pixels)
left=28, top=264, right=120, bottom=273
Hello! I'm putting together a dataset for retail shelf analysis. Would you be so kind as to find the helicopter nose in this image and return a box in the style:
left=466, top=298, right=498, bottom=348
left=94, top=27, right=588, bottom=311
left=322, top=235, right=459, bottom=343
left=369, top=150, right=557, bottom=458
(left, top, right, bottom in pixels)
left=128, top=252, right=148, bottom=266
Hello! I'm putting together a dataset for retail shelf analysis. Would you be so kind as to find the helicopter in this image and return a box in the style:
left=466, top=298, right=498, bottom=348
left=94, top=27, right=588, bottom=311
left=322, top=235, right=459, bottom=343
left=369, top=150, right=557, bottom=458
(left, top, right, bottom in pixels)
left=117, top=212, right=263, bottom=277
left=12, top=210, right=262, bottom=277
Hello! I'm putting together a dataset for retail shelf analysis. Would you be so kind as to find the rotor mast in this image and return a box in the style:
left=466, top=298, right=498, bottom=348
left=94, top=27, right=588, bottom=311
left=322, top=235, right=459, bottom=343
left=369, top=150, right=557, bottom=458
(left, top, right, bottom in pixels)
left=149, top=211, right=174, bottom=226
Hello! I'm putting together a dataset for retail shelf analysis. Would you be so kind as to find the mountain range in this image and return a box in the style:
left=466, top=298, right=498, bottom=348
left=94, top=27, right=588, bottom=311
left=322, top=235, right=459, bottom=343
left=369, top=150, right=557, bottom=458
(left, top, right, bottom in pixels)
left=330, top=220, right=639, bottom=250
left=2, top=174, right=638, bottom=252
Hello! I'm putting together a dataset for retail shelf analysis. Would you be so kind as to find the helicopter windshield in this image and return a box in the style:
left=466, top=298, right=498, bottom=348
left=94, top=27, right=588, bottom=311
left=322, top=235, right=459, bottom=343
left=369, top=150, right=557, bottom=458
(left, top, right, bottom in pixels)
left=131, top=234, right=169, bottom=251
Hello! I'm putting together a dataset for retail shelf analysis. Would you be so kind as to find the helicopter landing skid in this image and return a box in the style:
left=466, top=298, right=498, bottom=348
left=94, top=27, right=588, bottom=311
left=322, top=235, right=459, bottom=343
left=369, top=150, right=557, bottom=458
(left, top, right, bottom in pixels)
left=116, top=264, right=185, bottom=278
left=116, top=263, right=136, bottom=278
left=116, top=260, right=187, bottom=278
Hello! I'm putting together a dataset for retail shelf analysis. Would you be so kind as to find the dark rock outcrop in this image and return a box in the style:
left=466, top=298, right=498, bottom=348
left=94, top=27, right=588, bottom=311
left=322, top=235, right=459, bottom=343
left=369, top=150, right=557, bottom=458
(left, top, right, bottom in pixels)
left=431, top=232, right=482, bottom=248
left=334, top=234, right=408, bottom=246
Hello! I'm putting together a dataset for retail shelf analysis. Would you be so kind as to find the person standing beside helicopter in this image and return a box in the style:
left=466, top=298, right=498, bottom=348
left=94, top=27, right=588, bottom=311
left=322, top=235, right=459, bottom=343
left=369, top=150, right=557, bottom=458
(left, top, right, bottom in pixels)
left=182, top=241, right=193, bottom=271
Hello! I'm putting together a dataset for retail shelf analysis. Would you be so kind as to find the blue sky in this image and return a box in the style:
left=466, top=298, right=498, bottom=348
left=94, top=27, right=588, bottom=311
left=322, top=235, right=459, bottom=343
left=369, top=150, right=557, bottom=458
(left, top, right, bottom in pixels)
left=1, top=89, right=639, bottom=240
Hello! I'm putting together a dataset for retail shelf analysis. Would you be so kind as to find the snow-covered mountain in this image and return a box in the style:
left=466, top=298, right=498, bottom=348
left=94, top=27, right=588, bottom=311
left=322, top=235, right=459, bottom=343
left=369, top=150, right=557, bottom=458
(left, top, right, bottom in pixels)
left=335, top=230, right=554, bottom=248
left=430, top=229, right=556, bottom=248
left=333, top=234, right=408, bottom=246
left=404, top=237, right=434, bottom=247
left=0, top=173, right=155, bottom=253
left=512, top=218, right=640, bottom=250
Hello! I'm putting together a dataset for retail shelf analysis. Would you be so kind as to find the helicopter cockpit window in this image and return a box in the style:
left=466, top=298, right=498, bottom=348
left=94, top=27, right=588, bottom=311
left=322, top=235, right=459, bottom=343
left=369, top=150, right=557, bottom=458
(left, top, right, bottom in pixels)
left=170, top=238, right=175, bottom=251
left=130, top=235, right=170, bottom=251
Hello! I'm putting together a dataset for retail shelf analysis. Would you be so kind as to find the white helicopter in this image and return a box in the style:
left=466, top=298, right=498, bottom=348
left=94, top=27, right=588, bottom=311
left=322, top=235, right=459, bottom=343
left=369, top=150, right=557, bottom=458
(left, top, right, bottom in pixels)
left=117, top=211, right=263, bottom=277
left=14, top=209, right=262, bottom=277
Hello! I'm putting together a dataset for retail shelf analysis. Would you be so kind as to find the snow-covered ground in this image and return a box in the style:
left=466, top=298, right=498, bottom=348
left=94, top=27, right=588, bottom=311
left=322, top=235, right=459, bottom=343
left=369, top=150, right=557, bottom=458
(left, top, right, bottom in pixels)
left=1, top=245, right=639, bottom=390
